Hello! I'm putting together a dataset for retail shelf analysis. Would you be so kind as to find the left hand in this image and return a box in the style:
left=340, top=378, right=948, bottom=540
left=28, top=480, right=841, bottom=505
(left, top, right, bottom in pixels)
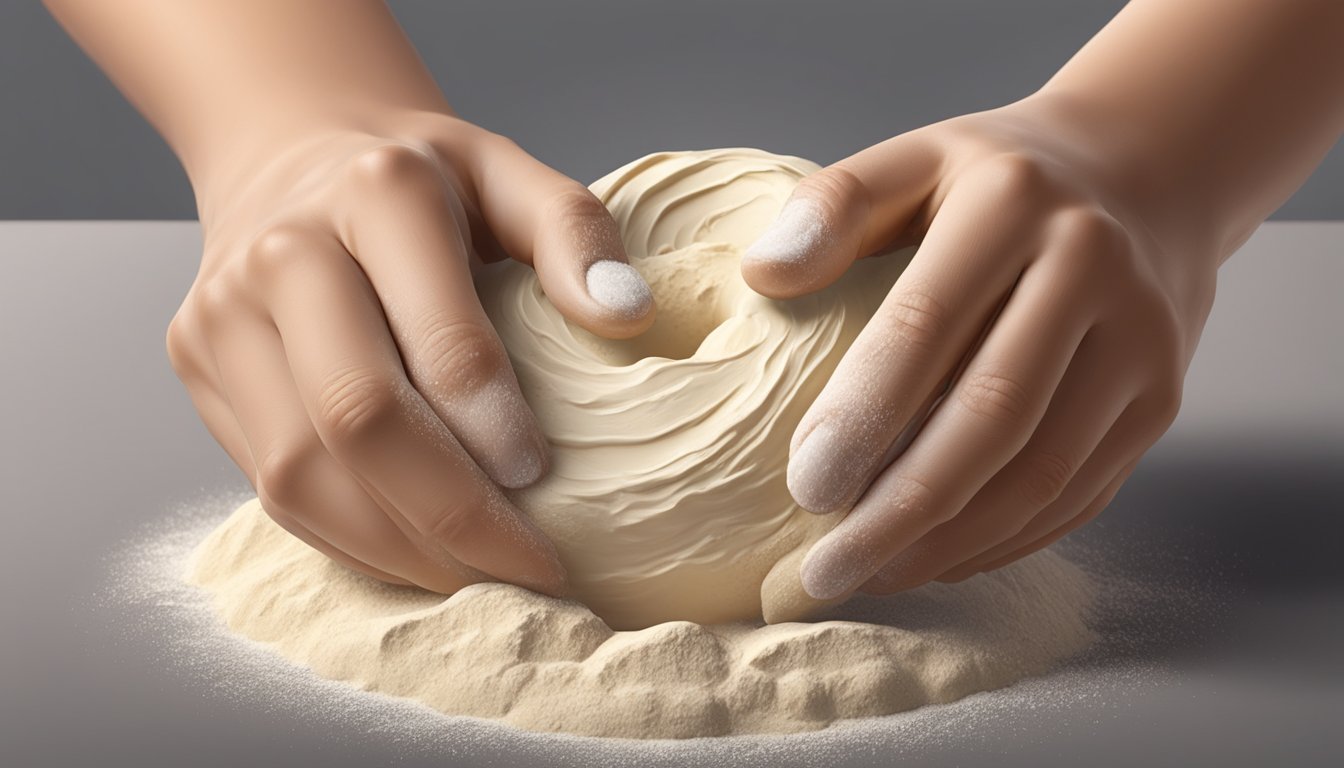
left=741, top=94, right=1220, bottom=601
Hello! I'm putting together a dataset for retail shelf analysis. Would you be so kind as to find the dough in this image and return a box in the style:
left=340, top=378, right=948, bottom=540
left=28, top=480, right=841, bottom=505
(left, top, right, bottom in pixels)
left=477, top=148, right=913, bottom=629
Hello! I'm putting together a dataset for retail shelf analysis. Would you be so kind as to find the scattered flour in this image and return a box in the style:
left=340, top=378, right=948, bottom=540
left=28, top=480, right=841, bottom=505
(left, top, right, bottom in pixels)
left=181, top=497, right=1097, bottom=739
left=100, top=493, right=1213, bottom=765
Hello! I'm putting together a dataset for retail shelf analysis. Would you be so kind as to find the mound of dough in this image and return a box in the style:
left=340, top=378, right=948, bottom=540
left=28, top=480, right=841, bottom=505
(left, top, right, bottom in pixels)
left=478, top=148, right=913, bottom=629
left=188, top=498, right=1096, bottom=739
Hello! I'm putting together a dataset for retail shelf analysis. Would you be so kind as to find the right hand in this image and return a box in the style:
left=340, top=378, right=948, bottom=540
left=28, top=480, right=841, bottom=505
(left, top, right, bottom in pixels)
left=166, top=111, right=655, bottom=595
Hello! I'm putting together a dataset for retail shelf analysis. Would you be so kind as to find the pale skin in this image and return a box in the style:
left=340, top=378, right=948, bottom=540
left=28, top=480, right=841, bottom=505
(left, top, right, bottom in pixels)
left=47, top=0, right=1344, bottom=607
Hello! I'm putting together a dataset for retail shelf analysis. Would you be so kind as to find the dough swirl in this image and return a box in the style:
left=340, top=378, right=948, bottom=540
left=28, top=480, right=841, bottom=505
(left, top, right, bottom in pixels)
left=477, top=149, right=913, bottom=629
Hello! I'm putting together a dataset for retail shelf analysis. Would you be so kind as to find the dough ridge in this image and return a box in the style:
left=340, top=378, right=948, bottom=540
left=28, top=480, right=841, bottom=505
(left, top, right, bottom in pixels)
left=479, top=148, right=912, bottom=628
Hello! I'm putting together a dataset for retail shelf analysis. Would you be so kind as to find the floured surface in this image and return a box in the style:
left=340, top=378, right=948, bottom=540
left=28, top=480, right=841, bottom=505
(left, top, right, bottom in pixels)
left=187, top=498, right=1096, bottom=739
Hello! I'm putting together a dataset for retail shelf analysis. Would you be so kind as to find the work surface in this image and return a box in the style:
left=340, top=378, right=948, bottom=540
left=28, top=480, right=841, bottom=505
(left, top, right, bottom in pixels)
left=1, top=221, right=1341, bottom=767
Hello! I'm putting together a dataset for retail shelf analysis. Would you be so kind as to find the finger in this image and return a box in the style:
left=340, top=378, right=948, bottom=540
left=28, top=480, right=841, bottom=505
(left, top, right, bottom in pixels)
left=171, top=308, right=392, bottom=580
left=207, top=299, right=469, bottom=592
left=263, top=502, right=410, bottom=586
left=741, top=132, right=941, bottom=298
left=797, top=253, right=1091, bottom=601
left=177, top=370, right=409, bottom=584
left=184, top=380, right=257, bottom=483
left=335, top=145, right=550, bottom=489
left=859, top=324, right=1140, bottom=594
left=167, top=308, right=255, bottom=478
left=786, top=170, right=1037, bottom=515
left=254, top=229, right=569, bottom=596
left=955, top=457, right=1140, bottom=577
left=938, top=400, right=1163, bottom=579
left=452, top=136, right=655, bottom=338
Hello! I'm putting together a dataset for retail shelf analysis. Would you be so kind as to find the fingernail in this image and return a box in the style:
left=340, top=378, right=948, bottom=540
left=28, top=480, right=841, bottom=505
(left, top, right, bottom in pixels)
left=585, top=260, right=653, bottom=320
left=458, top=379, right=548, bottom=489
left=800, top=534, right=873, bottom=601
left=788, top=424, right=858, bottom=514
left=496, top=437, right=546, bottom=490
left=744, top=198, right=831, bottom=264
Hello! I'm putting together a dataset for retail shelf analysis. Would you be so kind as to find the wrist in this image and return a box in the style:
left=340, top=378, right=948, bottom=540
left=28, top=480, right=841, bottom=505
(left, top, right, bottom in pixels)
left=1018, top=85, right=1252, bottom=269
left=187, top=104, right=463, bottom=225
left=1005, top=87, right=1220, bottom=343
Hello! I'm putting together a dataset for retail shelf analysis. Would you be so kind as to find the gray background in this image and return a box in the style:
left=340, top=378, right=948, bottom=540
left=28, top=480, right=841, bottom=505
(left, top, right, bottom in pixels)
left=1, top=221, right=1341, bottom=766
left=2, top=0, right=1341, bottom=220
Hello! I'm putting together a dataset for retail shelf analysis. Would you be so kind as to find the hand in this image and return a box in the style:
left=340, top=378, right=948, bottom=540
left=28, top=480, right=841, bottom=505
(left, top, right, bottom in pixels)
left=742, top=94, right=1219, bottom=601
left=167, top=111, right=655, bottom=594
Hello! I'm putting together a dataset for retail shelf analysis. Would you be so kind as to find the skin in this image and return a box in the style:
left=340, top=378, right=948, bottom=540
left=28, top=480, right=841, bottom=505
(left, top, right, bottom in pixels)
left=741, top=0, right=1344, bottom=601
left=44, top=0, right=656, bottom=595
left=46, top=0, right=1343, bottom=611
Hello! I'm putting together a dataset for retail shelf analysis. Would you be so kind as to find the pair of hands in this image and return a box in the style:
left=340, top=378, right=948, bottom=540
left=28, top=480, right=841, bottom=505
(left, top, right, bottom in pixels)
left=169, top=95, right=1216, bottom=603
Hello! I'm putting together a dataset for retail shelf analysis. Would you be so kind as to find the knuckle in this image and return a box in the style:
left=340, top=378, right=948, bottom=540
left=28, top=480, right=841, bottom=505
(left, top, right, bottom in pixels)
left=1016, top=449, right=1077, bottom=508
left=880, top=286, right=948, bottom=354
left=957, top=371, right=1033, bottom=425
left=314, top=364, right=404, bottom=448
left=481, top=130, right=523, bottom=155
left=1146, top=372, right=1185, bottom=429
left=164, top=310, right=200, bottom=378
left=255, top=439, right=320, bottom=511
left=883, top=474, right=947, bottom=525
left=1052, top=207, right=1132, bottom=282
left=413, top=313, right=507, bottom=395
left=979, top=152, right=1053, bottom=199
left=795, top=165, right=866, bottom=213
left=425, top=494, right=483, bottom=546
left=1129, top=295, right=1188, bottom=423
left=465, top=126, right=523, bottom=157
left=543, top=186, right=613, bottom=229
left=243, top=221, right=321, bottom=278
left=1055, top=206, right=1129, bottom=252
left=349, top=142, right=441, bottom=188
left=193, top=279, right=240, bottom=330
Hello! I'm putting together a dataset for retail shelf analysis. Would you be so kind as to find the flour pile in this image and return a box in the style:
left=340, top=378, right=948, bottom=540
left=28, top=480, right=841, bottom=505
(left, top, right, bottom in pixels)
left=188, top=498, right=1095, bottom=738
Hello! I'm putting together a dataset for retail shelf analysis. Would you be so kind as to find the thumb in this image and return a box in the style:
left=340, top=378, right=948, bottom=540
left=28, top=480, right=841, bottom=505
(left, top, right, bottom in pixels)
left=530, top=186, right=657, bottom=340
left=741, top=137, right=938, bottom=299
left=465, top=135, right=655, bottom=339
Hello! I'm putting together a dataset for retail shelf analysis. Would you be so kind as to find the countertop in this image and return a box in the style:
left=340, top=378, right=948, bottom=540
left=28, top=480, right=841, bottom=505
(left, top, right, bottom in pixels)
left=1, top=221, right=1341, bottom=767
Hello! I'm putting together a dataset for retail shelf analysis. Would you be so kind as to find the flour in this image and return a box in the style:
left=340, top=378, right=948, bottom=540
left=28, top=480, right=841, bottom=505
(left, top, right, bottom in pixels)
left=183, top=497, right=1096, bottom=739
left=585, top=259, right=654, bottom=319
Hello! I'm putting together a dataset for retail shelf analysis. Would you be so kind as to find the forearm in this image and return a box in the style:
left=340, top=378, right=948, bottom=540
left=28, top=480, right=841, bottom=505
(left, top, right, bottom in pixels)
left=44, top=0, right=451, bottom=200
left=1032, top=0, right=1344, bottom=260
